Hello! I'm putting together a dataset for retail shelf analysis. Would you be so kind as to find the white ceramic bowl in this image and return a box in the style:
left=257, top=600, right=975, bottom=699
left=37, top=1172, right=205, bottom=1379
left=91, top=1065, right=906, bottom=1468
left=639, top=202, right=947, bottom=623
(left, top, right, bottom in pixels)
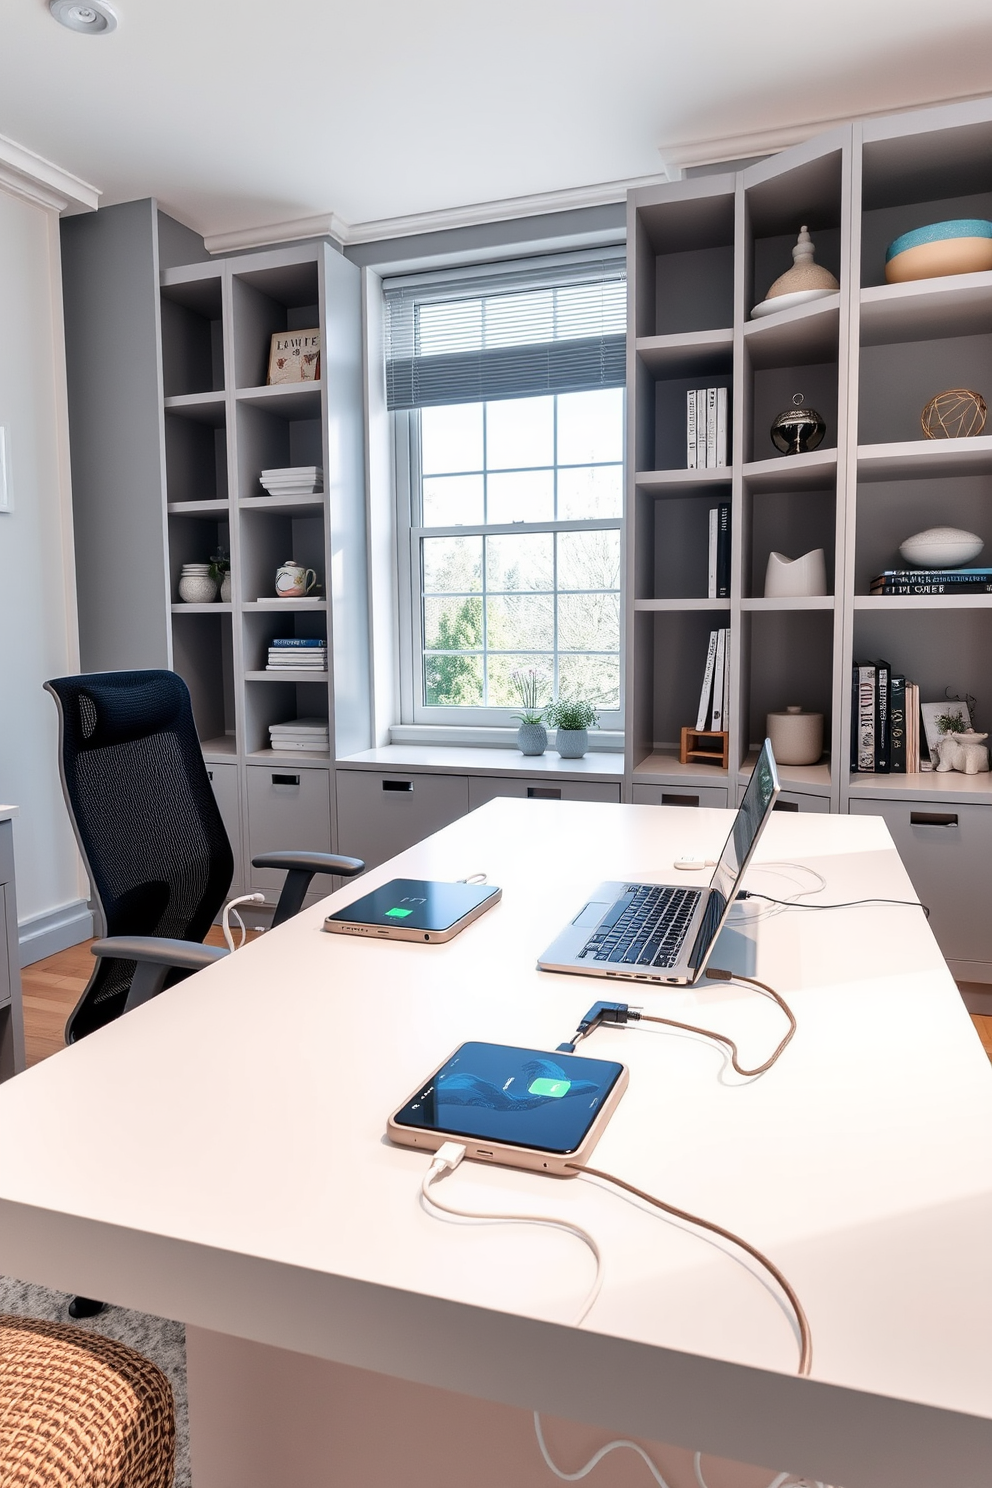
left=898, top=527, right=984, bottom=568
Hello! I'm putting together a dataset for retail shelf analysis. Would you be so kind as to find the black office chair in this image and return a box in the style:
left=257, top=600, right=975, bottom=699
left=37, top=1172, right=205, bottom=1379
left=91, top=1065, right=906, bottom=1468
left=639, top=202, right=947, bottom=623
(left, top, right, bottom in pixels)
left=46, top=670, right=363, bottom=1044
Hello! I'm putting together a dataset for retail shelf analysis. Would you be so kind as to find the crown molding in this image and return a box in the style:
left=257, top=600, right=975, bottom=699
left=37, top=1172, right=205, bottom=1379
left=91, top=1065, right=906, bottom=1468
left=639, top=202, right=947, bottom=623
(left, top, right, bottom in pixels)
left=0, top=133, right=99, bottom=213
left=662, top=88, right=992, bottom=169
left=203, top=170, right=676, bottom=255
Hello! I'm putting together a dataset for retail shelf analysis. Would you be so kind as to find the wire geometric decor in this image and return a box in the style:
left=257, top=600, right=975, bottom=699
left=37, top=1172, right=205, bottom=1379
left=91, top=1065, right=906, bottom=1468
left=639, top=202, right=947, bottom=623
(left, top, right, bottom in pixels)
left=920, top=388, right=988, bottom=439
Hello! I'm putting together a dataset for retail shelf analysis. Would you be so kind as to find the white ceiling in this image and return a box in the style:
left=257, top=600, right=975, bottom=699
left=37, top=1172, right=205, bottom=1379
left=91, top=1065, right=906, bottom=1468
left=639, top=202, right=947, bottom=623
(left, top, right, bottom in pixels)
left=3, top=0, right=992, bottom=243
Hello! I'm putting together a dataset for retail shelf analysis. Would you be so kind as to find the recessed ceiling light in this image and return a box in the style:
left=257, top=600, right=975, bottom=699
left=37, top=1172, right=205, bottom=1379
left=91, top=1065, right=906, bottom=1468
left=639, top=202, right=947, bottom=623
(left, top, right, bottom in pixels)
left=49, top=0, right=118, bottom=34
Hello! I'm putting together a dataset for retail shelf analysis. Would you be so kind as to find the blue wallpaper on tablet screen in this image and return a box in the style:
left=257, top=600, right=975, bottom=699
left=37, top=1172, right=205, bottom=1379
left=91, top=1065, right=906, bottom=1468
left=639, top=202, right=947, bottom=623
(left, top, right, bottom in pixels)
left=394, top=1042, right=625, bottom=1154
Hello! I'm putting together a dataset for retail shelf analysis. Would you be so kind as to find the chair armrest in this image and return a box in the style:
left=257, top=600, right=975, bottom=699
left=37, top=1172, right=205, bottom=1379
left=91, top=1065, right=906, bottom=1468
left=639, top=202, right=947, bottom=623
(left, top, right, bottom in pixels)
left=91, top=937, right=229, bottom=972
left=251, top=851, right=364, bottom=878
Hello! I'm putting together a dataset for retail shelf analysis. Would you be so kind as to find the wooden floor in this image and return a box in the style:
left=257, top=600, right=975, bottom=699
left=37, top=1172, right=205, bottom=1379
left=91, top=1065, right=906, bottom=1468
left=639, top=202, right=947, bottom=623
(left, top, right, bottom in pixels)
left=18, top=936, right=992, bottom=1069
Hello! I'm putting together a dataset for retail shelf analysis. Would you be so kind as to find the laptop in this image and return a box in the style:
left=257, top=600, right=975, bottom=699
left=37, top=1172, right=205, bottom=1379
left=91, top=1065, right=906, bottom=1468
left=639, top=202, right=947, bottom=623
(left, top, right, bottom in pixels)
left=537, top=739, right=780, bottom=986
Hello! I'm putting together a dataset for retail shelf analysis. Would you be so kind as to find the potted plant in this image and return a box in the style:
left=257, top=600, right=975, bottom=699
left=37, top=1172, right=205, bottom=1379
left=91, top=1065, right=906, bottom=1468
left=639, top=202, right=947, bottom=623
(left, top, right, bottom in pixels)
left=510, top=668, right=548, bottom=755
left=545, top=698, right=598, bottom=758
left=210, top=547, right=231, bottom=603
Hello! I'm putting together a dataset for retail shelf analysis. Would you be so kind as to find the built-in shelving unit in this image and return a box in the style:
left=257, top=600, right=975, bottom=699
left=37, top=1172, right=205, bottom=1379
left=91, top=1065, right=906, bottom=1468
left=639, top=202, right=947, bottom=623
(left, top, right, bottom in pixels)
left=160, top=242, right=370, bottom=906
left=627, top=97, right=992, bottom=979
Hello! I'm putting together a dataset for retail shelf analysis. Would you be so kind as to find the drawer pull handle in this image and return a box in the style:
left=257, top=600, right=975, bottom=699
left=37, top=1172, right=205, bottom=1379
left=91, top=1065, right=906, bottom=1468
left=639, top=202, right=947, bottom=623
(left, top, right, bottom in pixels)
left=383, top=779, right=413, bottom=792
left=774, top=800, right=799, bottom=813
left=271, top=773, right=300, bottom=787
left=527, top=786, right=561, bottom=800
left=662, top=793, right=698, bottom=807
left=910, top=811, right=958, bottom=828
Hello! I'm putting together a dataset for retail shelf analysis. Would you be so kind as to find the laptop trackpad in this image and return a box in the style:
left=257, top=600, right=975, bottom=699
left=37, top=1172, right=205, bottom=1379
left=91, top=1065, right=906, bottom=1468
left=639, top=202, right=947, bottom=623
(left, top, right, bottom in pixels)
left=573, top=901, right=610, bottom=928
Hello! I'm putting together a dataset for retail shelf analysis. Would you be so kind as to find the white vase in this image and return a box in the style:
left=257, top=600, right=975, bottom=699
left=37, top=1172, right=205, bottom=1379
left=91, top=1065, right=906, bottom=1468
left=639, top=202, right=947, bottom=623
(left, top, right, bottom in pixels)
left=766, top=706, right=824, bottom=765
left=178, top=574, right=218, bottom=603
left=517, top=723, right=547, bottom=756
left=555, top=728, right=588, bottom=759
left=220, top=573, right=232, bottom=603
left=764, top=548, right=828, bottom=598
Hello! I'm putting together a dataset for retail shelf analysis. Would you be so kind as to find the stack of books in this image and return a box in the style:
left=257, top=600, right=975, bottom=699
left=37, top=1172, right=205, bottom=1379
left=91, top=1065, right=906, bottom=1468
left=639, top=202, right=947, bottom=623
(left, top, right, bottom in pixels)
left=870, top=566, right=992, bottom=595
left=268, top=718, right=330, bottom=753
left=707, top=503, right=731, bottom=598
left=259, top=466, right=323, bottom=497
left=851, top=661, right=920, bottom=773
left=695, top=629, right=731, bottom=732
left=266, top=638, right=327, bottom=671
left=686, top=388, right=728, bottom=469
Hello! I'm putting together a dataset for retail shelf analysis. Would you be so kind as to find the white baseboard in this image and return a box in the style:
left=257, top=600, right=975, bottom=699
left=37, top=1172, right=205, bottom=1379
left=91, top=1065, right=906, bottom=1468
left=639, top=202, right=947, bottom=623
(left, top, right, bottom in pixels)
left=18, top=899, right=93, bottom=968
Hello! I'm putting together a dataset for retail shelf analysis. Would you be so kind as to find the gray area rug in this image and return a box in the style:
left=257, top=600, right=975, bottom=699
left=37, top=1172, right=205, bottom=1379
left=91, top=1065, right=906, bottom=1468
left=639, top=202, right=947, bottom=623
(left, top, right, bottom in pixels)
left=0, top=1276, right=190, bottom=1488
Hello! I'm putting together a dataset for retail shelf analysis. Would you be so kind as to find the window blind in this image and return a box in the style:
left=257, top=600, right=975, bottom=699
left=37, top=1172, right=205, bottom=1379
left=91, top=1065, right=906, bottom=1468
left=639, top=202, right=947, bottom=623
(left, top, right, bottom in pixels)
left=383, top=250, right=626, bottom=411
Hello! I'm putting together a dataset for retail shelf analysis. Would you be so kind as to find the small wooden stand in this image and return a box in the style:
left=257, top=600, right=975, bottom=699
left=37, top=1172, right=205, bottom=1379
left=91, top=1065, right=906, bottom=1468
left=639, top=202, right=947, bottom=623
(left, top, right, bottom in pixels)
left=680, top=727, right=730, bottom=768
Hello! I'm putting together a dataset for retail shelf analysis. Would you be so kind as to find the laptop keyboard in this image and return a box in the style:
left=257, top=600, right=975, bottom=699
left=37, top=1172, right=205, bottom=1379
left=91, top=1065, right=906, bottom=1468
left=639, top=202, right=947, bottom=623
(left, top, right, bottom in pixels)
left=579, top=884, right=702, bottom=969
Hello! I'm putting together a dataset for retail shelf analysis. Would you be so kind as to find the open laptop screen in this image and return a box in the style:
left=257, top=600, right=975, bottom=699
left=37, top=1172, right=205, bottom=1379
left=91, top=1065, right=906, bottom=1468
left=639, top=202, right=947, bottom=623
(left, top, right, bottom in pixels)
left=709, top=739, right=780, bottom=913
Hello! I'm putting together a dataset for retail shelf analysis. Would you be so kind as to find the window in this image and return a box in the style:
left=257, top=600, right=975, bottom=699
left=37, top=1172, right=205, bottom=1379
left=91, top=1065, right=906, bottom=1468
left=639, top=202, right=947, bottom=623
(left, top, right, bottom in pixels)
left=386, top=251, right=626, bottom=730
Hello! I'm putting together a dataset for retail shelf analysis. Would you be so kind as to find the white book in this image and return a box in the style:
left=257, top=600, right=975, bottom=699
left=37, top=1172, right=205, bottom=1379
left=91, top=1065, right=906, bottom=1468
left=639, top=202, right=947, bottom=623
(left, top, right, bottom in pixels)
left=270, top=740, right=328, bottom=752
left=686, top=390, right=697, bottom=469
left=857, top=664, right=875, bottom=771
left=721, top=628, right=731, bottom=731
left=716, top=386, right=728, bottom=467
left=705, top=387, right=717, bottom=469
left=707, top=508, right=718, bottom=599
left=695, top=630, right=718, bottom=730
left=710, top=628, right=727, bottom=729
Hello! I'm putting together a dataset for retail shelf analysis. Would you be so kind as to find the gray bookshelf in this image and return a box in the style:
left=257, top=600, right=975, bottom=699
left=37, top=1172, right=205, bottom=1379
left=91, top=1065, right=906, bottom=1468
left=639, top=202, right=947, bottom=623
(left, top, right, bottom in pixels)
left=62, top=207, right=370, bottom=914
left=627, top=96, right=992, bottom=981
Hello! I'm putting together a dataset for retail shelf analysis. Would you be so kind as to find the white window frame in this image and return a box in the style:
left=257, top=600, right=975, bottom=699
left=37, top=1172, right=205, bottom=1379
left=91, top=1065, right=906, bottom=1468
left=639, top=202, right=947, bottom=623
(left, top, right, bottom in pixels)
left=394, top=398, right=625, bottom=733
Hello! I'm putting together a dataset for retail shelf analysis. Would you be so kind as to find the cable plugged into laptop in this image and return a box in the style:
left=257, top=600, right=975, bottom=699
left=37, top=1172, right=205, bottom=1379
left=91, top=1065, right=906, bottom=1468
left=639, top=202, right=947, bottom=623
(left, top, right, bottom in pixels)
left=557, top=1000, right=641, bottom=1052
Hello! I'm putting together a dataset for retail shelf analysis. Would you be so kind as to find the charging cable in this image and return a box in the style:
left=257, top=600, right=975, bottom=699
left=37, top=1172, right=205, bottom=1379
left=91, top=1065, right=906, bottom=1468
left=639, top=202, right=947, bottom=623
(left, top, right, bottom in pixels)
left=458, top=872, right=488, bottom=885
left=739, top=890, right=929, bottom=919
left=558, top=969, right=796, bottom=1079
left=421, top=1143, right=604, bottom=1324
left=694, top=1462, right=830, bottom=1488
left=221, top=892, right=266, bottom=952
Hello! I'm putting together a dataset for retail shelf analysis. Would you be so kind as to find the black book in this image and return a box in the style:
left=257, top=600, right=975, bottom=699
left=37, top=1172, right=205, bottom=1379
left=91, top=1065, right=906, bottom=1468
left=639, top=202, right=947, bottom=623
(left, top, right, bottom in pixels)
left=889, top=675, right=906, bottom=773
left=875, top=659, right=891, bottom=772
left=716, top=502, right=731, bottom=598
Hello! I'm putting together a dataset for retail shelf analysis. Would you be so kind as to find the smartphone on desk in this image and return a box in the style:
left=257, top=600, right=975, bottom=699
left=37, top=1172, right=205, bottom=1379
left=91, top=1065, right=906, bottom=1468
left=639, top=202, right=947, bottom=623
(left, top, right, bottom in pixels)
left=387, top=1040, right=628, bottom=1176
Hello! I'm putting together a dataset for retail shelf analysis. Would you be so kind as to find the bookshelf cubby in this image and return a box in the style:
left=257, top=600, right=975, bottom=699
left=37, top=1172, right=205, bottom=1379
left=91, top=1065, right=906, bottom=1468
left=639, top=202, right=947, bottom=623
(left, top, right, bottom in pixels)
left=628, top=98, right=992, bottom=979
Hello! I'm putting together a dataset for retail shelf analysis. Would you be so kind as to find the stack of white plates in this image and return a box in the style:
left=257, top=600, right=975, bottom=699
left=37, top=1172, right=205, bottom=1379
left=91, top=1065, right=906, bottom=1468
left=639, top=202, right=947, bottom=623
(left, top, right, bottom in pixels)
left=259, top=467, right=323, bottom=497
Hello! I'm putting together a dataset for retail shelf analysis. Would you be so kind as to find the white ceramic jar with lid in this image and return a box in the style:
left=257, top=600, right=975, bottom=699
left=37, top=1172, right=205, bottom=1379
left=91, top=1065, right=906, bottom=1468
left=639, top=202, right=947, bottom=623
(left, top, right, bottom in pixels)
left=766, top=706, right=823, bottom=766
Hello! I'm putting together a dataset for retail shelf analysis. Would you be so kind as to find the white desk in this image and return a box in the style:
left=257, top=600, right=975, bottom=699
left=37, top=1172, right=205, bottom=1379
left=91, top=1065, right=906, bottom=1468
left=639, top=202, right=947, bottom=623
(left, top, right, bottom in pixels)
left=0, top=801, right=989, bottom=1488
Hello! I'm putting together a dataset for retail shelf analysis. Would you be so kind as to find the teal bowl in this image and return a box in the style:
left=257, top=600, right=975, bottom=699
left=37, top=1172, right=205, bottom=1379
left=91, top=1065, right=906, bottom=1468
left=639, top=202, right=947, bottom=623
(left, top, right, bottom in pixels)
left=885, top=219, right=992, bottom=283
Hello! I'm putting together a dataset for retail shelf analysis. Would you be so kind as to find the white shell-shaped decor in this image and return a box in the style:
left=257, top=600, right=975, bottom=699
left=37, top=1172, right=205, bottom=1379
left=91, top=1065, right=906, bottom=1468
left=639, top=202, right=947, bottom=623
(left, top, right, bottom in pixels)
left=764, top=548, right=828, bottom=598
left=898, top=527, right=984, bottom=568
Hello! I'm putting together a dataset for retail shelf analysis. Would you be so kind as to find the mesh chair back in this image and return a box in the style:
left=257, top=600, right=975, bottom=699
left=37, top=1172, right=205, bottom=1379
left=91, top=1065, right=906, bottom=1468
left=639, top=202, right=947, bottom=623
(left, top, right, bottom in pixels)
left=46, top=670, right=234, bottom=1040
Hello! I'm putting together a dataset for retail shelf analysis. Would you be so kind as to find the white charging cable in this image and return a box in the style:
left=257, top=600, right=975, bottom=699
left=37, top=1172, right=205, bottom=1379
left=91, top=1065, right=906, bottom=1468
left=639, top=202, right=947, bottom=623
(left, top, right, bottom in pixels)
left=221, top=892, right=266, bottom=952
left=695, top=1460, right=831, bottom=1488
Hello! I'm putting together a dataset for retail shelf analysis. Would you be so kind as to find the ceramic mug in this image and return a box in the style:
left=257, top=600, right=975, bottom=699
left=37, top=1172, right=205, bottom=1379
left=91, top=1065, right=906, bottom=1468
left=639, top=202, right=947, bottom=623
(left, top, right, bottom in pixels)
left=275, top=561, right=317, bottom=598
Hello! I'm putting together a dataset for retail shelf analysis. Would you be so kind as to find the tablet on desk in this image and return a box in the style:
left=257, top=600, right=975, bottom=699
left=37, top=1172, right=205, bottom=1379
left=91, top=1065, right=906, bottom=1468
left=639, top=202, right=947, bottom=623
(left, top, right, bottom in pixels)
left=388, top=1041, right=628, bottom=1175
left=323, top=878, right=501, bottom=943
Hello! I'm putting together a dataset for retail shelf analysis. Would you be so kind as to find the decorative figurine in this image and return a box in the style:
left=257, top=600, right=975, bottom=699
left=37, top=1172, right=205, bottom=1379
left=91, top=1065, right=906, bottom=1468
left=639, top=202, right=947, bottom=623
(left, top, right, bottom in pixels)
left=898, top=527, right=983, bottom=568
left=751, top=226, right=838, bottom=318
left=932, top=730, right=990, bottom=775
left=770, top=393, right=826, bottom=456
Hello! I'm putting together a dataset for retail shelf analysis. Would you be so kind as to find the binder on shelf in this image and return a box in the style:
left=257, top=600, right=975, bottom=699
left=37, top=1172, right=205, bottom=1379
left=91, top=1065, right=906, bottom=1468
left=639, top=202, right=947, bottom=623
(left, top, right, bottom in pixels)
left=696, top=630, right=719, bottom=729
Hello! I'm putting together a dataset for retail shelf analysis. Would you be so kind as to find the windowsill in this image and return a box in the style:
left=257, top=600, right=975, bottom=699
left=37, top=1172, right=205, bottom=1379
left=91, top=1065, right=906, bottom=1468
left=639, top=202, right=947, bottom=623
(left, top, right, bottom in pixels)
left=388, top=724, right=624, bottom=752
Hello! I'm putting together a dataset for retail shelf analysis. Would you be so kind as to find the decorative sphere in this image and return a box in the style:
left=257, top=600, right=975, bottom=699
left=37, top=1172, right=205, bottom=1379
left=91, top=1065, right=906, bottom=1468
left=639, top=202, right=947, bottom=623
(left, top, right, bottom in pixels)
left=770, top=404, right=826, bottom=456
left=898, top=527, right=984, bottom=568
left=921, top=388, right=987, bottom=440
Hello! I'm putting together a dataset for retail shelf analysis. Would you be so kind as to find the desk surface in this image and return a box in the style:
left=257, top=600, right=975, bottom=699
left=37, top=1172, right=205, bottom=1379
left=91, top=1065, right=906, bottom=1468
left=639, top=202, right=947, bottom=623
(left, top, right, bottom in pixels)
left=0, top=801, right=989, bottom=1488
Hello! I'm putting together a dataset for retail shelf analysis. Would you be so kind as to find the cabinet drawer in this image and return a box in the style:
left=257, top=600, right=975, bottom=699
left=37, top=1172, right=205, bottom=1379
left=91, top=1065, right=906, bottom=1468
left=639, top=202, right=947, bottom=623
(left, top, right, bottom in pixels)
left=247, top=765, right=331, bottom=896
left=336, top=770, right=469, bottom=872
left=631, top=784, right=728, bottom=808
left=205, top=762, right=243, bottom=889
left=468, top=777, right=621, bottom=809
left=737, top=786, right=830, bottom=814
left=849, top=797, right=992, bottom=967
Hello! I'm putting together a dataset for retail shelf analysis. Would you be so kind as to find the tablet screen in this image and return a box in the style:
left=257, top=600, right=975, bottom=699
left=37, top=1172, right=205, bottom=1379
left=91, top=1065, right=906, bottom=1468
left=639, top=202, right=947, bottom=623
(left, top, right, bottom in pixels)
left=393, top=1041, right=625, bottom=1155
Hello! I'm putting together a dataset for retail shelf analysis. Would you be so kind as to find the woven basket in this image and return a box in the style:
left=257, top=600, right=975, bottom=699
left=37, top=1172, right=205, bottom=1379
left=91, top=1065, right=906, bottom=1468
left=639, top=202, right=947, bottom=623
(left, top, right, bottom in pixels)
left=0, top=1314, right=174, bottom=1487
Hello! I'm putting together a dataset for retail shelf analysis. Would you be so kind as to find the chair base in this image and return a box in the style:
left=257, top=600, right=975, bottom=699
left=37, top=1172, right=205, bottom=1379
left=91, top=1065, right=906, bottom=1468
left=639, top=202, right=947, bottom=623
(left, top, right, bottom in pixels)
left=68, top=1295, right=107, bottom=1319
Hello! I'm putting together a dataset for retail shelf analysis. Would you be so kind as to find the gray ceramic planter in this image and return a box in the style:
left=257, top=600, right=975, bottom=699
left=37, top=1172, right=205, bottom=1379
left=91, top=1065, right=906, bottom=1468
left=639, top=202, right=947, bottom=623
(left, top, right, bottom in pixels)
left=517, top=722, right=547, bottom=756
left=555, top=728, right=588, bottom=758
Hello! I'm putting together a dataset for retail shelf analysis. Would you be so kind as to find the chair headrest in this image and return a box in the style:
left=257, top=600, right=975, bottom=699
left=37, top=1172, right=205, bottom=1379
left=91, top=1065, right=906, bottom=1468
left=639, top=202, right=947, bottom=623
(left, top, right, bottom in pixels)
left=46, top=670, right=191, bottom=750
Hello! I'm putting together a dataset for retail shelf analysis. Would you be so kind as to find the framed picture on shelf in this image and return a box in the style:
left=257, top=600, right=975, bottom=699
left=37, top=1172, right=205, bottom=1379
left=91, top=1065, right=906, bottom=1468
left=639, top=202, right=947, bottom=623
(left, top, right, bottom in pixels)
left=920, top=699, right=972, bottom=757
left=267, top=328, right=321, bottom=384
